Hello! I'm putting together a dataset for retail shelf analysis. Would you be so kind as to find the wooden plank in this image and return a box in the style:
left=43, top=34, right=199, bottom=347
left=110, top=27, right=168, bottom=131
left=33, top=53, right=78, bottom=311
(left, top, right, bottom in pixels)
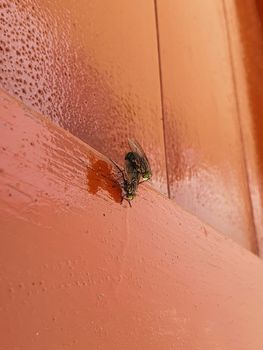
left=0, top=0, right=167, bottom=194
left=155, top=0, right=258, bottom=251
left=1, top=90, right=263, bottom=349
left=222, top=0, right=263, bottom=255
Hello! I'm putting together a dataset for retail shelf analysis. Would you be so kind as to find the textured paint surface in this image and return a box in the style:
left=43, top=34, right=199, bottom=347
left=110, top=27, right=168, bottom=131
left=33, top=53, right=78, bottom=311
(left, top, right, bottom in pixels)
left=156, top=0, right=258, bottom=252
left=1, top=90, right=263, bottom=349
left=0, top=0, right=167, bottom=194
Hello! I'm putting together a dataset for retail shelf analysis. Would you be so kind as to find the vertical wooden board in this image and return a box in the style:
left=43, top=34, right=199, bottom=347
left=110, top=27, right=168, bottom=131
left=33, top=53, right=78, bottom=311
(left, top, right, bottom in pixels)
left=0, top=0, right=167, bottom=194
left=155, top=0, right=257, bottom=251
left=222, top=0, right=263, bottom=256
left=1, top=90, right=263, bottom=350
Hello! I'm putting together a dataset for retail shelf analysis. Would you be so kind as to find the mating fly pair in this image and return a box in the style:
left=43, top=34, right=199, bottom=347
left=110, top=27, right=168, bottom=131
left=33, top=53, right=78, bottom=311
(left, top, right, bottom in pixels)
left=112, top=139, right=152, bottom=207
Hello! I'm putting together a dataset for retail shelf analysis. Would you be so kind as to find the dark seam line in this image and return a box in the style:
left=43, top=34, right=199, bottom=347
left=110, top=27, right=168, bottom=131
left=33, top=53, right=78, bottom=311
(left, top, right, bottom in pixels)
left=153, top=0, right=171, bottom=198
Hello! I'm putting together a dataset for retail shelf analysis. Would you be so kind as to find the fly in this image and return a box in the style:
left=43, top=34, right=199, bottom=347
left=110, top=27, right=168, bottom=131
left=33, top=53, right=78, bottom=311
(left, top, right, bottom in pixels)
left=111, top=139, right=152, bottom=207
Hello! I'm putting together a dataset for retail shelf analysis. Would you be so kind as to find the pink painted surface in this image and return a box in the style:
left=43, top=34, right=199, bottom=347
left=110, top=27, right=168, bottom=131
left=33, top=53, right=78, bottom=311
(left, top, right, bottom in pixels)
left=1, top=90, right=263, bottom=349
left=0, top=0, right=167, bottom=194
left=156, top=0, right=258, bottom=252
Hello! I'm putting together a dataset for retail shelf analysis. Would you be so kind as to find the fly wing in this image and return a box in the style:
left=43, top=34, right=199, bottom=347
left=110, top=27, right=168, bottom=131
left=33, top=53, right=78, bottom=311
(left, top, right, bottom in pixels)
left=128, top=138, right=152, bottom=175
left=124, top=158, right=138, bottom=182
left=128, top=139, right=148, bottom=159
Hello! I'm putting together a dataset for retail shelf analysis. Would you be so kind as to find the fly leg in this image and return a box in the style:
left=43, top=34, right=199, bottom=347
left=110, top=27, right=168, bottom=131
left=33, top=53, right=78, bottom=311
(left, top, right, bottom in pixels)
left=110, top=158, right=132, bottom=207
left=110, top=158, right=125, bottom=185
left=110, top=158, right=124, bottom=176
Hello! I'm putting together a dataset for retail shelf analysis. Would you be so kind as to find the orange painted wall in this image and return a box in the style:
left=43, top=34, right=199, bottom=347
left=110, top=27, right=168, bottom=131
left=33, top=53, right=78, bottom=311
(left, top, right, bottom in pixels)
left=1, top=1, right=263, bottom=347
left=1, top=0, right=262, bottom=251
left=155, top=0, right=259, bottom=252
left=227, top=0, right=263, bottom=254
